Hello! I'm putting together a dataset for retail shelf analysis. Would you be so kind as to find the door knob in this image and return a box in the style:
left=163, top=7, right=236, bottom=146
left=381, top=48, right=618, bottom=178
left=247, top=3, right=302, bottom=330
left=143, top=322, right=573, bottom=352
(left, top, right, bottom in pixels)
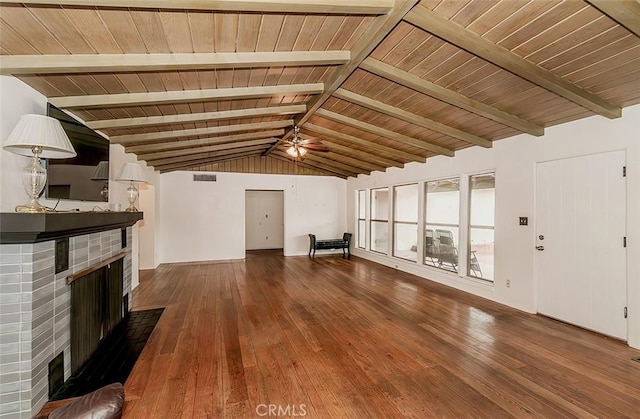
left=536, top=246, right=544, bottom=251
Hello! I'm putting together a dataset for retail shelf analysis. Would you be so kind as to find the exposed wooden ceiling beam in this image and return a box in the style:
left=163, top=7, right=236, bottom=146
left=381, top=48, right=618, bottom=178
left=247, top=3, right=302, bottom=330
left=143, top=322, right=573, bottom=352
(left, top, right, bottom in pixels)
left=294, top=153, right=363, bottom=177
left=360, top=57, right=544, bottom=136
left=146, top=144, right=271, bottom=167
left=263, top=0, right=420, bottom=156
left=125, top=130, right=282, bottom=154
left=298, top=154, right=366, bottom=177
left=404, top=6, right=621, bottom=119
left=138, top=139, right=277, bottom=161
left=585, top=1, right=640, bottom=38
left=3, top=0, right=393, bottom=14
left=315, top=108, right=455, bottom=157
left=360, top=58, right=544, bottom=136
left=274, top=148, right=364, bottom=176
left=271, top=153, right=353, bottom=178
left=304, top=123, right=425, bottom=163
left=157, top=151, right=266, bottom=173
left=88, top=105, right=305, bottom=130
left=307, top=149, right=386, bottom=172
left=298, top=133, right=403, bottom=168
left=111, top=120, right=292, bottom=145
left=334, top=88, right=492, bottom=148
left=50, top=83, right=324, bottom=109
left=275, top=156, right=349, bottom=178
left=0, top=51, right=350, bottom=75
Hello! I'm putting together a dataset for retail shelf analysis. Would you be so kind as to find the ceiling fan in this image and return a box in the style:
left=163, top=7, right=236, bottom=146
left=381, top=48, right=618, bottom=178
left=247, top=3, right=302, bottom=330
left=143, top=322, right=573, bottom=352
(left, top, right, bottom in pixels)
left=284, top=126, right=329, bottom=159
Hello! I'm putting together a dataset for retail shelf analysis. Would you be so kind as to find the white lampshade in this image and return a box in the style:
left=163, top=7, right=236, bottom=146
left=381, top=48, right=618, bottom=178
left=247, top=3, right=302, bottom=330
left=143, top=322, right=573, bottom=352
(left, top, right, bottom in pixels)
left=3, top=114, right=76, bottom=159
left=91, top=161, right=110, bottom=180
left=117, top=162, right=146, bottom=183
left=286, top=145, right=307, bottom=158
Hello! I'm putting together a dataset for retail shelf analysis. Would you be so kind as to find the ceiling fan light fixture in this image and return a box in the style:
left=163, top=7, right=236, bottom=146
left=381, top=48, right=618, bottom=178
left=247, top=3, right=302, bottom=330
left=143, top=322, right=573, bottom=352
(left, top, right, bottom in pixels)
left=286, top=145, right=298, bottom=157
left=298, top=147, right=307, bottom=157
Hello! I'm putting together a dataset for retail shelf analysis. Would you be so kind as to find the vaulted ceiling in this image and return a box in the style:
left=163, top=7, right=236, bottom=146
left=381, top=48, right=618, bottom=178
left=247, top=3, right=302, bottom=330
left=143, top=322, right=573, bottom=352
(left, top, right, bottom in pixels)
left=1, top=0, right=639, bottom=177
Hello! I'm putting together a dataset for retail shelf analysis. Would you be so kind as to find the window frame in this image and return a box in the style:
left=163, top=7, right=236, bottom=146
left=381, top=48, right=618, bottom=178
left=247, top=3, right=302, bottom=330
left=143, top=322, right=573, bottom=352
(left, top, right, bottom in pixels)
left=357, top=189, right=366, bottom=250
left=423, top=177, right=461, bottom=274
left=392, top=183, right=419, bottom=262
left=369, top=187, right=389, bottom=255
left=467, top=172, right=496, bottom=282
left=354, top=170, right=496, bottom=286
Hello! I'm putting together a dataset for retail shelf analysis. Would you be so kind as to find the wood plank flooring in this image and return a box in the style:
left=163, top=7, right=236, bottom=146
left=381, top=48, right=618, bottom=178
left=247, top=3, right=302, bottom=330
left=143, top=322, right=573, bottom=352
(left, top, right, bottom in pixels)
left=125, top=251, right=640, bottom=418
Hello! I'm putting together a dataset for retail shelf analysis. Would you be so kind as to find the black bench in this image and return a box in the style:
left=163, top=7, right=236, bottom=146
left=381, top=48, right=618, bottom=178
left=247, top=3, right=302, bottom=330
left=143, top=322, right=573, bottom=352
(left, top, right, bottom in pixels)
left=308, top=233, right=352, bottom=259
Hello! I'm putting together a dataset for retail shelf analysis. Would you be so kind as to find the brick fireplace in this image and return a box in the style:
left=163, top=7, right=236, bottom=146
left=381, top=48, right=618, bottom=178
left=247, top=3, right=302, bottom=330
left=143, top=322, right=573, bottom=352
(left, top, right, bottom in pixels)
left=0, top=212, right=142, bottom=418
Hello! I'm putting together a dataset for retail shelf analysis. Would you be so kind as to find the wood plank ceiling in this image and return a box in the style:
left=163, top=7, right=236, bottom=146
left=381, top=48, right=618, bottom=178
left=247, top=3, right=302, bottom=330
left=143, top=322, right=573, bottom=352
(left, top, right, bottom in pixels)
left=1, top=0, right=639, bottom=178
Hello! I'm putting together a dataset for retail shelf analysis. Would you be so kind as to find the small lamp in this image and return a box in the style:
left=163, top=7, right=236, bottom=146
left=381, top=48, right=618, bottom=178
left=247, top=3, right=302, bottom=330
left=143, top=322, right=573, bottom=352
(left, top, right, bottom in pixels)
left=91, top=161, right=110, bottom=202
left=3, top=114, right=76, bottom=213
left=116, top=162, right=146, bottom=212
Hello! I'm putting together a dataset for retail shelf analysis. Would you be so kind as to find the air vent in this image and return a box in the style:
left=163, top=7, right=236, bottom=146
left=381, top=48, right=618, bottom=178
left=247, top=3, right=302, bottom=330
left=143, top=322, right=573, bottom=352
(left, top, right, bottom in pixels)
left=193, top=174, right=217, bottom=182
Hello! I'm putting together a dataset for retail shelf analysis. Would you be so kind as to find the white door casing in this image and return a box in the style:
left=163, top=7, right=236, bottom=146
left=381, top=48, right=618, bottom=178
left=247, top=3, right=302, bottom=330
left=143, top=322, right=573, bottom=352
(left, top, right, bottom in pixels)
left=535, top=151, right=626, bottom=340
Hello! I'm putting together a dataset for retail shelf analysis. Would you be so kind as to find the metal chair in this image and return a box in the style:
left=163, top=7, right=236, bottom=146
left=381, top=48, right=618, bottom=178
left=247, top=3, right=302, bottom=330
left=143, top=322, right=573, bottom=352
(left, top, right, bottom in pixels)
left=435, top=229, right=458, bottom=270
left=425, top=229, right=437, bottom=264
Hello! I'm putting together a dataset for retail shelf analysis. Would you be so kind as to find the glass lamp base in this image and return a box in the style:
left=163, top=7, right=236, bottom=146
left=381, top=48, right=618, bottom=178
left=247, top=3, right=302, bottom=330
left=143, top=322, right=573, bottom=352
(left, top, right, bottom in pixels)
left=100, top=182, right=109, bottom=202
left=125, top=182, right=139, bottom=212
left=15, top=201, right=48, bottom=213
left=17, top=151, right=48, bottom=213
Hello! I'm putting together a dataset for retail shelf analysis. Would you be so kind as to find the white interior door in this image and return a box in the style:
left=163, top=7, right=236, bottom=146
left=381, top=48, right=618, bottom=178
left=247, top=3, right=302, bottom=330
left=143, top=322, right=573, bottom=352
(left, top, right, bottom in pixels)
left=245, top=190, right=284, bottom=250
left=535, top=151, right=626, bottom=340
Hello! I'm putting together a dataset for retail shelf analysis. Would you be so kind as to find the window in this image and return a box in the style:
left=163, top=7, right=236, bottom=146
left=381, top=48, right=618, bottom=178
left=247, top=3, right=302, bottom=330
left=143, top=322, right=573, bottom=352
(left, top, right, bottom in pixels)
left=356, top=171, right=496, bottom=283
left=370, top=188, right=389, bottom=254
left=424, top=178, right=460, bottom=272
left=469, top=173, right=495, bottom=281
left=357, top=190, right=366, bottom=249
left=393, top=184, right=418, bottom=261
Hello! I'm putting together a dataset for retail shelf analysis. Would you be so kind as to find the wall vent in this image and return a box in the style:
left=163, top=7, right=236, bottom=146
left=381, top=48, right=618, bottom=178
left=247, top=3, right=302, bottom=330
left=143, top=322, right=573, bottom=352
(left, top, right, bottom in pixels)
left=193, top=174, right=217, bottom=182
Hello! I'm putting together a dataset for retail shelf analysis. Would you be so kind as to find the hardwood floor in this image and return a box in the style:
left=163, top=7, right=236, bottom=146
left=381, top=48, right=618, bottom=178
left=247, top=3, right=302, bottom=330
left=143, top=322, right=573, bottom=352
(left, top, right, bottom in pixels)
left=125, top=252, right=640, bottom=418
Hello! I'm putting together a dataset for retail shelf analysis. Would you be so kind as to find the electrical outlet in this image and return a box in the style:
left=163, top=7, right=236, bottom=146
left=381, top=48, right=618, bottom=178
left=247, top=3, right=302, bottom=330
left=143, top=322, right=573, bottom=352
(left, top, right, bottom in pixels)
left=506, top=279, right=511, bottom=288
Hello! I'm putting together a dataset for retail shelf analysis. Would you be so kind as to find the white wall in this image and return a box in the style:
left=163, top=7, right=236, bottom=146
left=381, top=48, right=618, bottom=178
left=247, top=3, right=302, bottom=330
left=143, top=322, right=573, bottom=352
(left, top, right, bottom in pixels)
left=138, top=184, right=158, bottom=269
left=159, top=171, right=346, bottom=263
left=1, top=76, right=48, bottom=211
left=347, top=104, right=640, bottom=349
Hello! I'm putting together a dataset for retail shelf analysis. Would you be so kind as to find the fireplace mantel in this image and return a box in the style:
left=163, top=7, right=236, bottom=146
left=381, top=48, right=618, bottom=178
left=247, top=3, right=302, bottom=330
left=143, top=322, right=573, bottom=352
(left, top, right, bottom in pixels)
left=0, top=211, right=143, bottom=244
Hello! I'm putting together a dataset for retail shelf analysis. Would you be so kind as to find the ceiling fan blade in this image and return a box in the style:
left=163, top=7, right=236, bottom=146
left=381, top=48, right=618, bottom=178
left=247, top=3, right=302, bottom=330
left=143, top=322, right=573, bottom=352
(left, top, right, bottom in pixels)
left=304, top=144, right=330, bottom=152
left=302, top=139, right=324, bottom=145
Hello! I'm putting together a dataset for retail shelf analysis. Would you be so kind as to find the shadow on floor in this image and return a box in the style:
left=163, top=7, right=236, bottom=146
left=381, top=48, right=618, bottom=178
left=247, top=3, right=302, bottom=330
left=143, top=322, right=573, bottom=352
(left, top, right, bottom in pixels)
left=51, top=308, right=164, bottom=400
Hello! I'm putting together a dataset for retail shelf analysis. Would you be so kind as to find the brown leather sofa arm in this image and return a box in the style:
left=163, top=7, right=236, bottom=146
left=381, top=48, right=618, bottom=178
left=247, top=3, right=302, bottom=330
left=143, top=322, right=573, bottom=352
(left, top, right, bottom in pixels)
left=33, top=383, right=124, bottom=419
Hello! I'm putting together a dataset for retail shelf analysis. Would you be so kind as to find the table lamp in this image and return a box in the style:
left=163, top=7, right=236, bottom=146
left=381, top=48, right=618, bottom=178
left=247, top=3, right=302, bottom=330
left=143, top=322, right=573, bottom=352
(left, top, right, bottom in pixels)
left=3, top=114, right=76, bottom=213
left=91, top=161, right=110, bottom=202
left=116, top=163, right=146, bottom=212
